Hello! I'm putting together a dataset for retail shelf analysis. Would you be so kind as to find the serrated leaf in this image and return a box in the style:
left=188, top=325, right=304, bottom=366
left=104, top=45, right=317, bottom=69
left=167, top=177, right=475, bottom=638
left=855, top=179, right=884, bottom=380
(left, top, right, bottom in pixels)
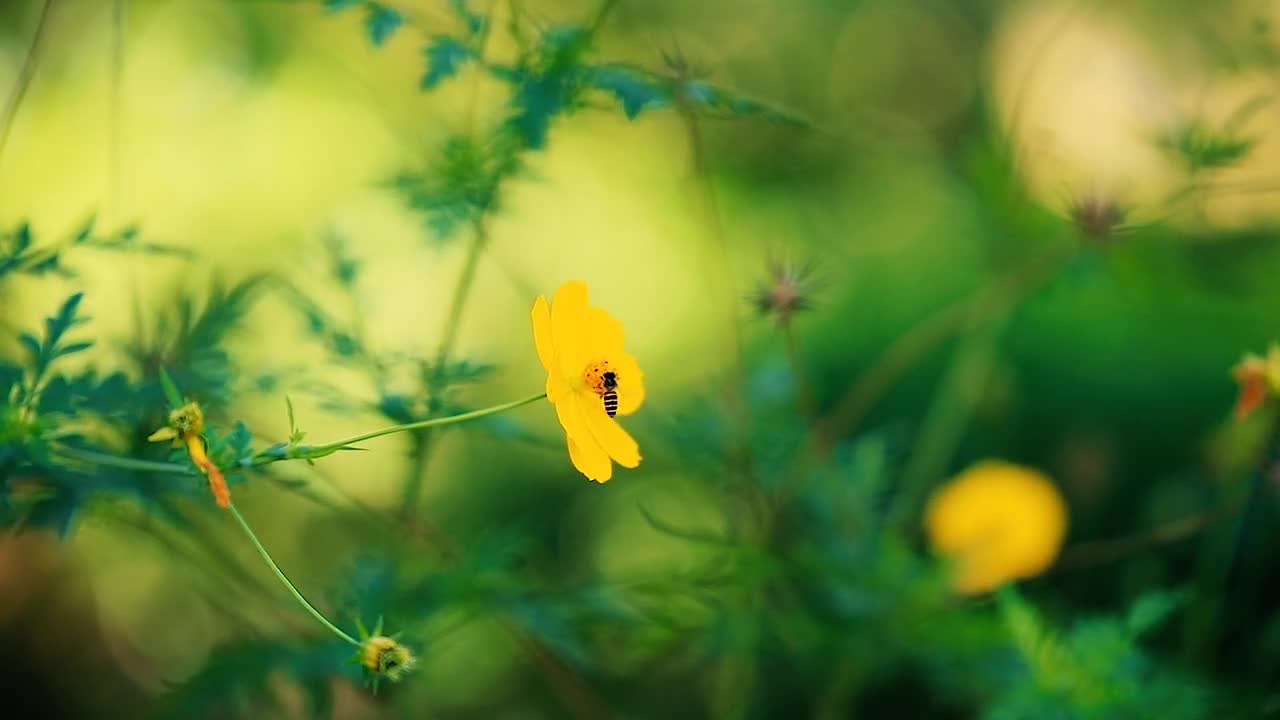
left=448, top=0, right=484, bottom=36
left=158, top=367, right=184, bottom=409
left=57, top=340, right=94, bottom=357
left=587, top=65, right=670, bottom=119
left=14, top=222, right=32, bottom=251
left=72, top=216, right=95, bottom=244
left=422, top=36, right=474, bottom=89
left=365, top=3, right=402, bottom=46
left=1126, top=589, right=1187, bottom=637
left=17, top=333, right=41, bottom=363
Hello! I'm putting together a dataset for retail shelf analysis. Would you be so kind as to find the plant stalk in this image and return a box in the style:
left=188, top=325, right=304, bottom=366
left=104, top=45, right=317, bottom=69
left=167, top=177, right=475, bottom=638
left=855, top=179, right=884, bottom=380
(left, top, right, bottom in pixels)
left=228, top=502, right=360, bottom=647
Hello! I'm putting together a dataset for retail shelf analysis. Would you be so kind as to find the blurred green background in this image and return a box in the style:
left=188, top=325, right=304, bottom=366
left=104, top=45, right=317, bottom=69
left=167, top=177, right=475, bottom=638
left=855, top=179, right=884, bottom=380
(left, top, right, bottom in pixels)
left=5, top=0, right=1280, bottom=717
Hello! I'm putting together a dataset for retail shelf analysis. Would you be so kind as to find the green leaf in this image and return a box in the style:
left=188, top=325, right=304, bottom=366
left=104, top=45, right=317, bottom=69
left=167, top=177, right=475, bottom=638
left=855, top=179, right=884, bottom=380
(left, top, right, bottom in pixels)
left=14, top=222, right=32, bottom=251
left=422, top=36, right=474, bottom=89
left=448, top=0, right=484, bottom=36
left=158, top=367, right=184, bottom=409
left=1126, top=588, right=1187, bottom=637
left=1160, top=122, right=1256, bottom=172
left=587, top=65, right=670, bottom=119
left=365, top=3, right=402, bottom=46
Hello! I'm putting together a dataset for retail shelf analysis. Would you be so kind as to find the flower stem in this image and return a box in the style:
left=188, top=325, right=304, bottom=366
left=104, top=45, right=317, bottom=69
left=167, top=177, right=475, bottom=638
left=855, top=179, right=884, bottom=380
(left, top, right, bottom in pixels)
left=227, top=502, right=360, bottom=647
left=0, top=0, right=57, bottom=174
left=307, top=391, right=543, bottom=457
left=50, top=392, right=547, bottom=475
left=401, top=218, right=491, bottom=520
left=781, top=319, right=812, bottom=419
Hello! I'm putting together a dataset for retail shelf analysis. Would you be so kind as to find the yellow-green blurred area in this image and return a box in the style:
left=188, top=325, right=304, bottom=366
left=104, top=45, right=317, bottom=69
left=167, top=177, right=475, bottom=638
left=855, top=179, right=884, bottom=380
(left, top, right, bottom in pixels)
left=5, top=0, right=1280, bottom=717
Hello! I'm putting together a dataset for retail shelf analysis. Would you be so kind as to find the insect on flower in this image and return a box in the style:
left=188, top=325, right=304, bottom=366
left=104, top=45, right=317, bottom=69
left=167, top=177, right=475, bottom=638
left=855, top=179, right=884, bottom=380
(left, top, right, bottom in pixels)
left=532, top=280, right=644, bottom=482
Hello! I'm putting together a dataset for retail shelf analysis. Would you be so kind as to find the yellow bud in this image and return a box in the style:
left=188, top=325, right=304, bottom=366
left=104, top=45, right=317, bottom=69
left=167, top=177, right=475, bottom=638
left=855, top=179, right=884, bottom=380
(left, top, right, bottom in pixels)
left=361, top=636, right=416, bottom=682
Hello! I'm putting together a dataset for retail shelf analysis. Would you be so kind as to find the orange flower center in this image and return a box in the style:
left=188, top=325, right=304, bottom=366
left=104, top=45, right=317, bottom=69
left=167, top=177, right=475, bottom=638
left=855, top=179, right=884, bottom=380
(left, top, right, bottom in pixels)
left=582, top=360, right=617, bottom=395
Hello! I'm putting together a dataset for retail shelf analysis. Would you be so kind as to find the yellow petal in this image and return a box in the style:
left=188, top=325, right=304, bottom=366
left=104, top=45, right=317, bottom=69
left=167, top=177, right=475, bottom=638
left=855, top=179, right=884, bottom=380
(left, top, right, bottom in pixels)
left=148, top=427, right=178, bottom=442
left=577, top=391, right=640, bottom=468
left=583, top=307, right=624, bottom=358
left=550, top=280, right=591, bottom=380
left=546, top=351, right=574, bottom=401
left=531, top=295, right=554, bottom=373
left=611, top=351, right=645, bottom=416
left=567, top=435, right=612, bottom=483
left=556, top=396, right=612, bottom=481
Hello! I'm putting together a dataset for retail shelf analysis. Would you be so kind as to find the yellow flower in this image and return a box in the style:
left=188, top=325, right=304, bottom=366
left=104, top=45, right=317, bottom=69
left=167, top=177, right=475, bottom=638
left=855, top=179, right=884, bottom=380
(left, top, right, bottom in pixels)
left=360, top=635, right=416, bottom=682
left=1231, top=343, right=1280, bottom=420
left=531, top=280, right=644, bottom=482
left=924, top=460, right=1068, bottom=595
left=148, top=401, right=231, bottom=508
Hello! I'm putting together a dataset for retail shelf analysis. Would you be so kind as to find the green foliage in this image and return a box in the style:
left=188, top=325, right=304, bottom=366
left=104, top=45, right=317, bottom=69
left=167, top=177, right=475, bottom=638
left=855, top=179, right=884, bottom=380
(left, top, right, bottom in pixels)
left=990, top=587, right=1208, bottom=720
left=325, top=0, right=403, bottom=47
left=422, top=36, right=475, bottom=89
left=8, top=2, right=1280, bottom=718
left=1160, top=121, right=1256, bottom=174
left=126, top=275, right=266, bottom=412
left=151, top=638, right=354, bottom=720
left=0, top=218, right=183, bottom=282
left=389, top=131, right=521, bottom=242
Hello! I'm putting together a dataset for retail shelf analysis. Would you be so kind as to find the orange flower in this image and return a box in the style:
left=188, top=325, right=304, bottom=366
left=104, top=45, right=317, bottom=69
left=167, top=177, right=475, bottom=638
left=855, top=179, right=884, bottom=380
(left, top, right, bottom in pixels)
left=1231, top=344, right=1280, bottom=420
left=148, top=402, right=231, bottom=508
left=531, top=281, right=644, bottom=482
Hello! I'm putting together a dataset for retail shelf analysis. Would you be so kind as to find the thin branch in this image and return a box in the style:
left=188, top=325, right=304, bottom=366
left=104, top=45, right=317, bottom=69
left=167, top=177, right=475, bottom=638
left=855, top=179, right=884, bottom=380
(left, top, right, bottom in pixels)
left=0, top=0, right=58, bottom=174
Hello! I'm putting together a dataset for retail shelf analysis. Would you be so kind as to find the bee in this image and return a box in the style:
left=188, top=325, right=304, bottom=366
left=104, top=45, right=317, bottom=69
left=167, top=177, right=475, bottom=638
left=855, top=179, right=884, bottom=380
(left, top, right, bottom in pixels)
left=601, top=371, right=619, bottom=418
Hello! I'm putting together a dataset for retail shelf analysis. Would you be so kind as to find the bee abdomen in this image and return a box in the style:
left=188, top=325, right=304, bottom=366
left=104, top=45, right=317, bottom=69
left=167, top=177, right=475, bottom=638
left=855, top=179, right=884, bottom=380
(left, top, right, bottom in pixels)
left=602, top=390, right=618, bottom=418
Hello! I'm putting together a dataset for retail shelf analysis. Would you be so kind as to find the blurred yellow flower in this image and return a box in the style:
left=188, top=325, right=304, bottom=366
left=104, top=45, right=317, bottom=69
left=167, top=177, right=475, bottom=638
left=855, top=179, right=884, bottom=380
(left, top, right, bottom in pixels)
left=148, top=401, right=231, bottom=508
left=924, top=460, right=1068, bottom=595
left=531, top=280, right=644, bottom=482
left=1231, top=344, right=1280, bottom=420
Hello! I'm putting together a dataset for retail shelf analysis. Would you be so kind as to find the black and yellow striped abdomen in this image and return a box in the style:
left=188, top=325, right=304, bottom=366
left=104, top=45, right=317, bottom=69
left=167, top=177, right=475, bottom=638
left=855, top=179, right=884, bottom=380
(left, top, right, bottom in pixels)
left=602, top=389, right=618, bottom=417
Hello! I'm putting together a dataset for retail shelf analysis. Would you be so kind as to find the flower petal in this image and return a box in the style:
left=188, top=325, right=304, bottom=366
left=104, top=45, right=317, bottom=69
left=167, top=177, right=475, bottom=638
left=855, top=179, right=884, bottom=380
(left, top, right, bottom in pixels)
left=556, top=396, right=612, bottom=481
left=551, top=281, right=592, bottom=380
left=531, top=295, right=554, bottom=373
left=611, top=351, right=645, bottom=416
left=546, top=351, right=575, bottom=400
left=577, top=391, right=640, bottom=468
left=583, top=307, right=624, bottom=358
left=567, top=436, right=612, bottom=483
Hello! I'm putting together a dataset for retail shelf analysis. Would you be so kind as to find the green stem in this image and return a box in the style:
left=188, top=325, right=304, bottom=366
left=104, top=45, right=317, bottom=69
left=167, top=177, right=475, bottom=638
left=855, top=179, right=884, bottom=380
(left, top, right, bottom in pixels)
left=53, top=446, right=190, bottom=473
left=227, top=502, right=360, bottom=647
left=400, top=219, right=491, bottom=518
left=0, top=0, right=57, bottom=174
left=50, top=392, right=547, bottom=475
left=310, top=391, right=543, bottom=457
left=781, top=319, right=812, bottom=419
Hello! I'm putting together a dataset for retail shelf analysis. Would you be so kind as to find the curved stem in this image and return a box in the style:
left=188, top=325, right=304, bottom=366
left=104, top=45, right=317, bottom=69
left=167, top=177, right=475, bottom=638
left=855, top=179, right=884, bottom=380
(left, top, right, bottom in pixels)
left=0, top=0, right=57, bottom=174
left=50, top=392, right=547, bottom=474
left=314, top=391, right=543, bottom=457
left=227, top=502, right=360, bottom=647
left=53, top=445, right=191, bottom=474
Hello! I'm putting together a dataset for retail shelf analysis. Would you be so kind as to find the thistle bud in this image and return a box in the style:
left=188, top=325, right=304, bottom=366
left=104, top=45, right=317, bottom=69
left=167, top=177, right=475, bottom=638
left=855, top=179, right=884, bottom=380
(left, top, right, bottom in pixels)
left=1068, top=193, right=1128, bottom=242
left=749, top=258, right=814, bottom=326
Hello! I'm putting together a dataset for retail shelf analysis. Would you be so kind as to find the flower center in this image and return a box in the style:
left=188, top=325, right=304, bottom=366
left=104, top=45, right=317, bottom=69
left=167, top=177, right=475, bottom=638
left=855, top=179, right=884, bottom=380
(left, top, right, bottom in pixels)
left=582, top=359, right=617, bottom=395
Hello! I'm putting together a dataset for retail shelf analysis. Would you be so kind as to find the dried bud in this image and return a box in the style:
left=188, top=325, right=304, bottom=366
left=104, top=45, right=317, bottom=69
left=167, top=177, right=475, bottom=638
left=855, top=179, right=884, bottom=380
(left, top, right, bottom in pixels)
left=1231, top=344, right=1280, bottom=420
left=750, top=258, right=814, bottom=325
left=1068, top=194, right=1128, bottom=242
